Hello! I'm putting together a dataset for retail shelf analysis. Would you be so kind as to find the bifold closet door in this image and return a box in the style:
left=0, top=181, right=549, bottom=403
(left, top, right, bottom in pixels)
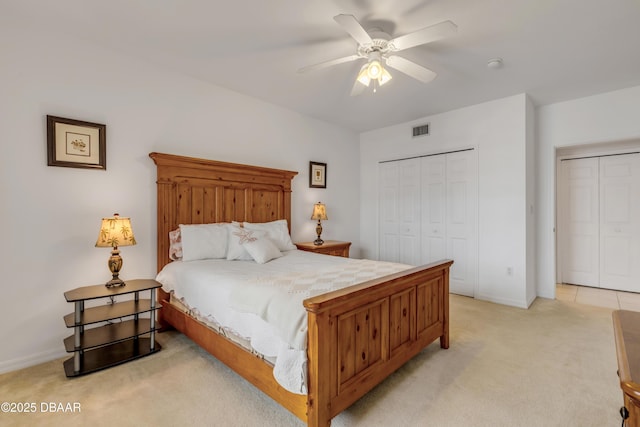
left=559, top=153, right=640, bottom=292
left=599, top=154, right=640, bottom=292
left=421, top=151, right=477, bottom=297
left=379, top=158, right=421, bottom=265
left=559, top=157, right=600, bottom=287
left=379, top=151, right=477, bottom=296
left=420, top=155, right=446, bottom=263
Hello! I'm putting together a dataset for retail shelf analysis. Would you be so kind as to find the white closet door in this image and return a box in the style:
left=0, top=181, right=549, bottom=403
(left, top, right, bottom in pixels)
left=445, top=151, right=477, bottom=297
left=420, top=150, right=477, bottom=297
left=380, top=151, right=477, bottom=295
left=559, top=158, right=600, bottom=286
left=420, top=155, right=446, bottom=263
left=599, top=154, right=640, bottom=291
left=379, top=162, right=400, bottom=262
left=379, top=159, right=421, bottom=265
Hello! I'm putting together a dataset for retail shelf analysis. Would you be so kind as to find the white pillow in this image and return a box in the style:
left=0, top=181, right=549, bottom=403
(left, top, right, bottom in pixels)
left=179, top=223, right=228, bottom=262
left=226, top=224, right=259, bottom=261
left=243, top=236, right=283, bottom=264
left=243, top=219, right=296, bottom=251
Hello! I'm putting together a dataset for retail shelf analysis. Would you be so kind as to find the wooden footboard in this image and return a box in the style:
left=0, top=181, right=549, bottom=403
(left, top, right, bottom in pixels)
left=304, top=260, right=452, bottom=426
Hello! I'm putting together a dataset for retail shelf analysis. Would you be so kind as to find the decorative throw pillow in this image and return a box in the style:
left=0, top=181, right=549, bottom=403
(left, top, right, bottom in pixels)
left=243, top=235, right=283, bottom=264
left=226, top=224, right=260, bottom=261
left=169, top=228, right=182, bottom=261
left=243, top=219, right=297, bottom=251
left=179, top=223, right=229, bottom=262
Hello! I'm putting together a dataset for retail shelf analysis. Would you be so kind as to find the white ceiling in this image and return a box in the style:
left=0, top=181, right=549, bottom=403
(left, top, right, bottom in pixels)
left=6, top=0, right=640, bottom=132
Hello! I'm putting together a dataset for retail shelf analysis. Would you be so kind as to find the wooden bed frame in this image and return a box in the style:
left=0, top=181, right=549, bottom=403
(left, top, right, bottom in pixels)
left=150, top=152, right=452, bottom=426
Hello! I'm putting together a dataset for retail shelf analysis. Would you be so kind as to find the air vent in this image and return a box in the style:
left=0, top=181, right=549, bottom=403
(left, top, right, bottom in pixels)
left=412, top=123, right=430, bottom=137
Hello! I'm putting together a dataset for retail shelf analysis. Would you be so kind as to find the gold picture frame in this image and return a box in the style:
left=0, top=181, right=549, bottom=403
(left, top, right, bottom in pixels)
left=309, top=161, right=327, bottom=188
left=47, top=115, right=106, bottom=170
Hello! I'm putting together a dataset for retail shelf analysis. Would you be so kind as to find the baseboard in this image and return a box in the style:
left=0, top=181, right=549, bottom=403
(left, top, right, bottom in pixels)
left=0, top=348, right=67, bottom=375
left=475, top=293, right=530, bottom=309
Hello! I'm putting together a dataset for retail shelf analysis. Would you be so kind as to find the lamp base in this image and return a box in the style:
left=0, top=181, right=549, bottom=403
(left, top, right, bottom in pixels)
left=314, top=220, right=324, bottom=246
left=105, top=278, right=126, bottom=288
left=105, top=248, right=126, bottom=288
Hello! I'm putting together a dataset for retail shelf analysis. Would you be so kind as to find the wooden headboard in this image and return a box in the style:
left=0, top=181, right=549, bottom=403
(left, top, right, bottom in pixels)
left=149, top=152, right=298, bottom=272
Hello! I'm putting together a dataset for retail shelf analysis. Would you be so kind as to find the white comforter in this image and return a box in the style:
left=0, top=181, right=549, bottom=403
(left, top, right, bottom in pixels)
left=155, top=250, right=410, bottom=394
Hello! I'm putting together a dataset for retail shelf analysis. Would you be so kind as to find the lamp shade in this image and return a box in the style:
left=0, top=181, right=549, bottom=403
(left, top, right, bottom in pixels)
left=96, top=213, right=137, bottom=248
left=311, top=202, right=328, bottom=221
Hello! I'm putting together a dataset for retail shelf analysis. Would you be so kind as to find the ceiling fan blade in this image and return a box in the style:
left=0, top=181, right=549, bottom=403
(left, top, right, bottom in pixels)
left=389, top=20, right=457, bottom=52
left=334, top=14, right=373, bottom=46
left=386, top=56, right=437, bottom=83
left=298, top=54, right=361, bottom=73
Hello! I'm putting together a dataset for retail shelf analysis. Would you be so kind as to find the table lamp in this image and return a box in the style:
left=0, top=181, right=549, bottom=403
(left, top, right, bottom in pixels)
left=311, top=202, right=328, bottom=245
left=95, top=213, right=137, bottom=288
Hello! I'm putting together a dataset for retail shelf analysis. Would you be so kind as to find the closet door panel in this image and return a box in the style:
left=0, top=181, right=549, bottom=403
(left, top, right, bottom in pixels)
left=398, top=159, right=421, bottom=265
left=379, top=159, right=421, bottom=265
left=446, top=151, right=477, bottom=297
left=379, top=163, right=400, bottom=262
left=420, top=156, right=446, bottom=263
left=560, top=158, right=600, bottom=287
left=599, top=154, right=640, bottom=292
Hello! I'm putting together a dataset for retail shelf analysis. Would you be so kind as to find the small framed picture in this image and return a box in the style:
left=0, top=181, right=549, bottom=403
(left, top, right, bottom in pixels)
left=309, top=161, right=327, bottom=188
left=47, top=115, right=106, bottom=170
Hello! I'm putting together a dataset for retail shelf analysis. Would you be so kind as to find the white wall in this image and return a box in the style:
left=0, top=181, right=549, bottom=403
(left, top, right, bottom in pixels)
left=0, top=22, right=360, bottom=373
left=360, top=94, right=533, bottom=308
left=525, top=96, right=537, bottom=305
left=536, top=85, right=640, bottom=298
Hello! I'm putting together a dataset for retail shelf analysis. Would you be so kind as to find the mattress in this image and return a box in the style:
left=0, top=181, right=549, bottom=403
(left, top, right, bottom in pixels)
left=155, top=249, right=410, bottom=394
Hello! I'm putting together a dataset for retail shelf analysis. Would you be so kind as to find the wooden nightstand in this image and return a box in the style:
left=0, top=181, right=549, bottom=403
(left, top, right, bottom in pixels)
left=295, top=240, right=351, bottom=258
left=63, top=279, right=162, bottom=377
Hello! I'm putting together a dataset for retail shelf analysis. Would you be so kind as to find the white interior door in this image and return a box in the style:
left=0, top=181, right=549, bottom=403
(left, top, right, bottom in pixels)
left=420, top=150, right=477, bottom=296
left=599, top=154, right=640, bottom=291
left=559, top=157, right=600, bottom=286
left=445, top=151, right=477, bottom=297
left=380, top=150, right=477, bottom=295
left=379, top=159, right=421, bottom=265
left=397, top=159, right=421, bottom=265
left=379, top=162, right=400, bottom=262
left=420, top=155, right=446, bottom=263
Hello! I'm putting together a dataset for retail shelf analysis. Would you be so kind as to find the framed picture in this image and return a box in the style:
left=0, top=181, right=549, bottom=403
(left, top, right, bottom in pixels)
left=309, top=161, right=327, bottom=188
left=47, top=115, right=106, bottom=170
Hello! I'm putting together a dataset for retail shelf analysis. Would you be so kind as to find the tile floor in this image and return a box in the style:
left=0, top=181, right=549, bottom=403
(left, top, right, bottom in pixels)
left=556, top=283, right=640, bottom=311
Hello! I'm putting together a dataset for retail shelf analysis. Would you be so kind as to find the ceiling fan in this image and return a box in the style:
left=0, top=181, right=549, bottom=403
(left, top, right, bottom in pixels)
left=298, top=14, right=457, bottom=95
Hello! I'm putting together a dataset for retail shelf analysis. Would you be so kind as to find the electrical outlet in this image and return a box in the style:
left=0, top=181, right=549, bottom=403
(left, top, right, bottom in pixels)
left=507, top=267, right=513, bottom=276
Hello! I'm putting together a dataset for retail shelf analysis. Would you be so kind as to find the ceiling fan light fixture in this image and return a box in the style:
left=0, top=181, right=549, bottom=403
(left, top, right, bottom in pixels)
left=357, top=58, right=392, bottom=88
left=379, top=67, right=392, bottom=86
left=368, top=60, right=382, bottom=78
left=357, top=64, right=371, bottom=86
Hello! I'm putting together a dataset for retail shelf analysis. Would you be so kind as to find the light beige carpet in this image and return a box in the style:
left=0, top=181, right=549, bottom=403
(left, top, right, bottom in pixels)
left=0, top=295, right=622, bottom=427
